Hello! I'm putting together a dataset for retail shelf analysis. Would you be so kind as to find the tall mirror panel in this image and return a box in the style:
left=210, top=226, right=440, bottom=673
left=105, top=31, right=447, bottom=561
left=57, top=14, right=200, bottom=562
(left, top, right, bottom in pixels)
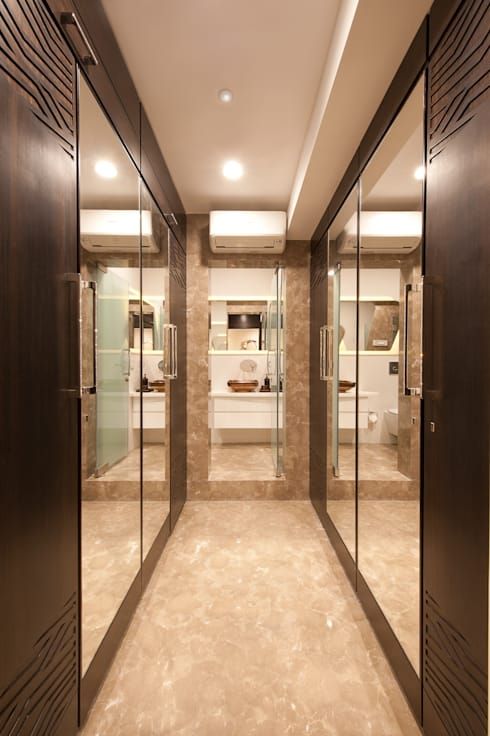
left=140, top=184, right=171, bottom=557
left=326, top=186, right=359, bottom=559
left=358, top=79, right=424, bottom=673
left=79, top=75, right=142, bottom=676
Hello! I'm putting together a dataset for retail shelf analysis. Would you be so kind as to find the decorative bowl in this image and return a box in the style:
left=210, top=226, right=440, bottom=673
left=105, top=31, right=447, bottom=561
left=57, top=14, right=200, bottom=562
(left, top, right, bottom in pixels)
left=338, top=380, right=355, bottom=393
left=227, top=380, right=259, bottom=393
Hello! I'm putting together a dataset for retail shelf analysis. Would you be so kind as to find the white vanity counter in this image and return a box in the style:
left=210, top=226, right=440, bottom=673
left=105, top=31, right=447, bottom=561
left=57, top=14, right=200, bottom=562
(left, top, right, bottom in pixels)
left=130, top=391, right=165, bottom=428
left=208, top=391, right=283, bottom=429
left=338, top=390, right=377, bottom=429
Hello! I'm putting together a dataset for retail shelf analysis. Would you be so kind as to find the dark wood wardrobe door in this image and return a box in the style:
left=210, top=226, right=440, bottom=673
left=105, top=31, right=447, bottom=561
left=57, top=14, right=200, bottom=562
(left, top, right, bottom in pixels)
left=423, top=0, right=490, bottom=733
left=0, top=2, right=78, bottom=733
left=169, top=232, right=187, bottom=529
left=309, top=240, right=328, bottom=520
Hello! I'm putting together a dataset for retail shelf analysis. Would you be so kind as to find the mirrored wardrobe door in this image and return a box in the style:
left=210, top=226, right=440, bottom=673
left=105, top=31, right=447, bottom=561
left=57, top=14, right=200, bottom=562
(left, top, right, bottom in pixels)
left=357, top=78, right=424, bottom=673
left=79, top=75, right=142, bottom=676
left=140, top=184, right=171, bottom=558
left=325, top=185, right=359, bottom=560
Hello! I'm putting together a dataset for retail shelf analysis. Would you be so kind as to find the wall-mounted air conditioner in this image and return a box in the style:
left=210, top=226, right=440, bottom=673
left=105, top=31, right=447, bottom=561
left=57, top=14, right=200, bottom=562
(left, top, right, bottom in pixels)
left=209, top=210, right=286, bottom=253
left=80, top=210, right=158, bottom=253
left=338, top=211, right=422, bottom=254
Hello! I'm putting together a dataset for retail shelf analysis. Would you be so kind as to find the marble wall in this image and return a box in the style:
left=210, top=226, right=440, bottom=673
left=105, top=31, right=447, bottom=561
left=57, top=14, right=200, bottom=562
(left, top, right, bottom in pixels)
left=186, top=214, right=310, bottom=499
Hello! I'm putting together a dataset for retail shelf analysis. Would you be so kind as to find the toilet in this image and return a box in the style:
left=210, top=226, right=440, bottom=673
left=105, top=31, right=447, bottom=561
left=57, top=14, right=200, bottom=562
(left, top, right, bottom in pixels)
left=384, top=408, right=398, bottom=438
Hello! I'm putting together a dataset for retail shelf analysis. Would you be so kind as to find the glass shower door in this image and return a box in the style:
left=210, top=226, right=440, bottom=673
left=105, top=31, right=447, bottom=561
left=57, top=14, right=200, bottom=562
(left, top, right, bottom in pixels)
left=96, top=266, right=130, bottom=472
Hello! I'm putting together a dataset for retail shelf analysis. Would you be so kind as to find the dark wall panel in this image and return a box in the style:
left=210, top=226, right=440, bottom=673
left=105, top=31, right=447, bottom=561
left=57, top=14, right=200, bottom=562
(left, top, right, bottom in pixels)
left=423, top=0, right=489, bottom=733
left=141, top=109, right=186, bottom=248
left=0, top=1, right=78, bottom=733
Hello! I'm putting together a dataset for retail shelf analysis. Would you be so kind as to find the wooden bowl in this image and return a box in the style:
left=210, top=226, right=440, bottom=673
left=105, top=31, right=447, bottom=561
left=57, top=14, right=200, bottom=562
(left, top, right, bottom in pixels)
left=150, top=380, right=166, bottom=393
left=338, top=380, right=355, bottom=393
left=227, top=380, right=259, bottom=393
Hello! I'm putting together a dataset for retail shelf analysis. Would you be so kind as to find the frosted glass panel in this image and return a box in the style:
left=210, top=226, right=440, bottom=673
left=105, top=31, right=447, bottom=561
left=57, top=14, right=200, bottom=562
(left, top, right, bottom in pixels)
left=96, top=267, right=130, bottom=471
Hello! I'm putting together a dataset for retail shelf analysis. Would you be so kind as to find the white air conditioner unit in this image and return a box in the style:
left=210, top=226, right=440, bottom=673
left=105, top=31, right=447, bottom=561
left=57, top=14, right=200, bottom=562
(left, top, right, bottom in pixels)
left=338, top=211, right=422, bottom=254
left=80, top=210, right=158, bottom=253
left=209, top=210, right=286, bottom=253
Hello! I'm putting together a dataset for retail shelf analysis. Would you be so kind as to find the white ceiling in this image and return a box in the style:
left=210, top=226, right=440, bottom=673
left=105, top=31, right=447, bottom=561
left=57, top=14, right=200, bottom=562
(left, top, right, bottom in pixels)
left=101, top=0, right=432, bottom=238
left=79, top=75, right=139, bottom=209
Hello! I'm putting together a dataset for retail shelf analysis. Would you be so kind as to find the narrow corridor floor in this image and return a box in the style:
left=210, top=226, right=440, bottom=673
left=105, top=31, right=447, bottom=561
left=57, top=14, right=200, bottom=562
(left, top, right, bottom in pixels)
left=80, top=501, right=420, bottom=735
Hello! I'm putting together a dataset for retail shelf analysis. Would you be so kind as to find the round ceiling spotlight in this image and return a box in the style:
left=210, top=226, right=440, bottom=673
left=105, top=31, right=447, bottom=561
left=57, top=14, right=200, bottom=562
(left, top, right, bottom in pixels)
left=218, top=88, right=233, bottom=103
left=222, top=160, right=244, bottom=181
left=95, top=159, right=118, bottom=179
left=414, top=165, right=425, bottom=181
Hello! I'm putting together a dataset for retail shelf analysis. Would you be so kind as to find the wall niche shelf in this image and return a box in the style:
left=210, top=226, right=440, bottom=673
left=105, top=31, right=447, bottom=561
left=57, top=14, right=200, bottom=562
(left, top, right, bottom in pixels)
left=208, top=295, right=271, bottom=302
left=340, top=350, right=399, bottom=356
left=340, top=296, right=399, bottom=302
left=208, top=350, right=267, bottom=355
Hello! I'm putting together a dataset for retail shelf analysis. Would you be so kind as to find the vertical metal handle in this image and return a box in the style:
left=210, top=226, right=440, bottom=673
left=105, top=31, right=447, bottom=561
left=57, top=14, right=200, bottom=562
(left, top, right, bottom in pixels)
left=80, top=279, right=97, bottom=396
left=320, top=325, right=328, bottom=381
left=403, top=280, right=423, bottom=397
left=163, top=324, right=177, bottom=379
left=172, top=324, right=178, bottom=379
left=60, top=12, right=98, bottom=66
left=326, top=326, right=334, bottom=380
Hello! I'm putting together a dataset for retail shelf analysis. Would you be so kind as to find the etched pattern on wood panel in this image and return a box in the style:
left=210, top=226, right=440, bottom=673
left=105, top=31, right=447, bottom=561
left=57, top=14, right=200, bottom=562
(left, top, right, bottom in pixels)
left=0, top=593, right=77, bottom=735
left=425, top=591, right=488, bottom=736
left=170, top=237, right=186, bottom=289
left=0, top=0, right=75, bottom=156
left=429, top=0, right=489, bottom=161
left=310, top=239, right=328, bottom=289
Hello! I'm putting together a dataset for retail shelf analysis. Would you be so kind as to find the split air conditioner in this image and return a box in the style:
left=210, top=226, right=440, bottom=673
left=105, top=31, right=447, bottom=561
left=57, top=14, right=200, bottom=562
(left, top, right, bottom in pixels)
left=80, top=210, right=158, bottom=253
left=209, top=210, right=287, bottom=253
left=337, top=211, right=422, bottom=254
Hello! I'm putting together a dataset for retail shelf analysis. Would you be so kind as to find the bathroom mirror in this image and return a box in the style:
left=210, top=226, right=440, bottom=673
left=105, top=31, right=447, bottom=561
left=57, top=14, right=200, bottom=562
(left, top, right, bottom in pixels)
left=79, top=75, right=142, bottom=676
left=141, top=183, right=171, bottom=557
left=326, top=185, right=359, bottom=559
left=358, top=78, right=424, bottom=673
left=207, top=267, right=284, bottom=481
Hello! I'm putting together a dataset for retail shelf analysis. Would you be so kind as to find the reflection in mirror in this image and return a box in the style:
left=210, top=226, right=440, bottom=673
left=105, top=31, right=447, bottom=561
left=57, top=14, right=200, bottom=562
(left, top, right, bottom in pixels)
left=358, top=78, right=424, bottom=673
left=326, top=185, right=359, bottom=558
left=207, top=267, right=284, bottom=481
left=79, top=75, right=141, bottom=676
left=140, top=184, right=170, bottom=557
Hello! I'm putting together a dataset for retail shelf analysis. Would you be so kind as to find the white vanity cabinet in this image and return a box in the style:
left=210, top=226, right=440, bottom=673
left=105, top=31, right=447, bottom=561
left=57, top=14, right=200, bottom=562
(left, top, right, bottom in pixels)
left=338, top=391, right=374, bottom=429
left=208, top=392, right=283, bottom=429
left=131, top=392, right=166, bottom=429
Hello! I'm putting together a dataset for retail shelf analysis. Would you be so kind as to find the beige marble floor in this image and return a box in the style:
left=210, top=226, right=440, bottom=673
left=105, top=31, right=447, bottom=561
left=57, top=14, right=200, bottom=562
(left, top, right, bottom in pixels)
left=82, top=500, right=169, bottom=674
left=338, top=444, right=410, bottom=482
left=328, top=499, right=420, bottom=674
left=209, top=443, right=279, bottom=481
left=80, top=501, right=420, bottom=735
left=84, top=444, right=169, bottom=501
left=94, top=444, right=166, bottom=481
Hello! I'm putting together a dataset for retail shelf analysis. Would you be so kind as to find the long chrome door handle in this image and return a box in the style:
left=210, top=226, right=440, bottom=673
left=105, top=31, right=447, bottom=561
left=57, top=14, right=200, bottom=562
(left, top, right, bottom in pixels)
left=163, top=324, right=177, bottom=379
left=320, top=325, right=328, bottom=381
left=403, top=279, right=423, bottom=397
left=80, top=278, right=97, bottom=396
left=326, top=326, right=334, bottom=380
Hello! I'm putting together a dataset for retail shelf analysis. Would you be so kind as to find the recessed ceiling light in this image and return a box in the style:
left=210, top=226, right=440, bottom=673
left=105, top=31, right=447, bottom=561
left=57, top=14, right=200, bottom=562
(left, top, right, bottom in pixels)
left=223, top=160, right=244, bottom=181
left=218, top=89, right=233, bottom=103
left=414, top=165, right=425, bottom=181
left=95, top=160, right=118, bottom=179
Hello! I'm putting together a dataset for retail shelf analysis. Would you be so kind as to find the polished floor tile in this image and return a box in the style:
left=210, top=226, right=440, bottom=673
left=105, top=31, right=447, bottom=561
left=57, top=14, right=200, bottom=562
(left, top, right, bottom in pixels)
left=328, top=499, right=420, bottom=673
left=80, top=501, right=420, bottom=735
left=82, top=500, right=169, bottom=674
left=209, top=443, right=279, bottom=481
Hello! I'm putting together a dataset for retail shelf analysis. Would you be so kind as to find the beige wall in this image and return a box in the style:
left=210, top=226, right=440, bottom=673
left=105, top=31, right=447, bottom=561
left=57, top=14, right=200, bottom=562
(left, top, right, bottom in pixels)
left=186, top=214, right=310, bottom=499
